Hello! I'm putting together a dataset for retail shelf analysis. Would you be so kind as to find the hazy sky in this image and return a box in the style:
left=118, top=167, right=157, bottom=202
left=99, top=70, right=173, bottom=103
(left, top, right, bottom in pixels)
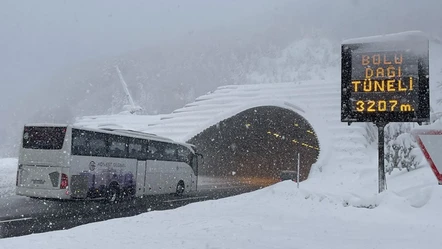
left=1, top=0, right=442, bottom=117
left=0, top=0, right=282, bottom=113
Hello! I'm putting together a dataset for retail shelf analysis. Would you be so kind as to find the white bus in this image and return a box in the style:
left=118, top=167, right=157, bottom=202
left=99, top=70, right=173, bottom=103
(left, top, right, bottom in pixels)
left=16, top=124, right=201, bottom=202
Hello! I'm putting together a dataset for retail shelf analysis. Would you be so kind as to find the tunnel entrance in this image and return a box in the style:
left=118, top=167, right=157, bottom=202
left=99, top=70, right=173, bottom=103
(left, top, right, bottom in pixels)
left=188, top=106, right=320, bottom=185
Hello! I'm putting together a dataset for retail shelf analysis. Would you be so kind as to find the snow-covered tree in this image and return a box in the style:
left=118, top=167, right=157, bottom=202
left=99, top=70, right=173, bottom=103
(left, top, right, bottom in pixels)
left=384, top=123, right=422, bottom=174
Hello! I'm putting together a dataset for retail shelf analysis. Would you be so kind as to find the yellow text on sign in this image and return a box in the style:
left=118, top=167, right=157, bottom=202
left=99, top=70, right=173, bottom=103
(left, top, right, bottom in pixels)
left=361, top=53, right=403, bottom=79
left=355, top=100, right=414, bottom=112
left=351, top=77, right=413, bottom=92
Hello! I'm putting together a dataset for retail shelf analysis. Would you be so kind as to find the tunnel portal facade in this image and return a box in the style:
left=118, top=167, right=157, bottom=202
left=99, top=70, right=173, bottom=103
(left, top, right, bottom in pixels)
left=188, top=106, right=320, bottom=183
left=78, top=82, right=370, bottom=186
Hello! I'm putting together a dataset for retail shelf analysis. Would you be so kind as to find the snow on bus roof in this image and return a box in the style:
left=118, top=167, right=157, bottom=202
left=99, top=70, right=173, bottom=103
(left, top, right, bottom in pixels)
left=342, top=30, right=428, bottom=44
left=73, top=125, right=169, bottom=140
left=72, top=125, right=195, bottom=150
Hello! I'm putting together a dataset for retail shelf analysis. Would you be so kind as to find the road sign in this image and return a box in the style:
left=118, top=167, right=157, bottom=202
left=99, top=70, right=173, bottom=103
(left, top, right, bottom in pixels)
left=341, top=31, right=430, bottom=193
left=341, top=32, right=430, bottom=123
left=411, top=128, right=442, bottom=184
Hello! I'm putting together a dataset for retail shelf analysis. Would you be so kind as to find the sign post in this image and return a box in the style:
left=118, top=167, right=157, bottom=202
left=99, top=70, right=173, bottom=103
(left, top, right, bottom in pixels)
left=377, top=123, right=387, bottom=192
left=341, top=31, right=430, bottom=193
left=297, top=153, right=300, bottom=189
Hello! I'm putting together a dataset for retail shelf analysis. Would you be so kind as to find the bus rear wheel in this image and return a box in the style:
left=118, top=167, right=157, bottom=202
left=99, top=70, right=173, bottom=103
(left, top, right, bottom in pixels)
left=175, top=181, right=185, bottom=196
left=106, top=184, right=120, bottom=203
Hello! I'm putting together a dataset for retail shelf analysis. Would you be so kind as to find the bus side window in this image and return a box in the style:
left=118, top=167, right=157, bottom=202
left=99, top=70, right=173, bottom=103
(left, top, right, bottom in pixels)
left=148, top=143, right=157, bottom=160
left=148, top=141, right=164, bottom=161
left=72, top=129, right=106, bottom=157
left=88, top=132, right=107, bottom=157
left=128, top=138, right=145, bottom=160
left=72, top=129, right=88, bottom=156
left=141, top=139, right=149, bottom=160
left=177, top=146, right=191, bottom=164
left=163, top=144, right=178, bottom=161
left=109, top=135, right=128, bottom=158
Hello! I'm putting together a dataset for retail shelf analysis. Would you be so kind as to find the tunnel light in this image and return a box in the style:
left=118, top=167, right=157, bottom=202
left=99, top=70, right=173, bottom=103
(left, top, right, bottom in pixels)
left=267, top=130, right=319, bottom=151
left=245, top=123, right=251, bottom=128
left=294, top=123, right=299, bottom=127
left=307, top=130, right=315, bottom=134
left=301, top=143, right=320, bottom=150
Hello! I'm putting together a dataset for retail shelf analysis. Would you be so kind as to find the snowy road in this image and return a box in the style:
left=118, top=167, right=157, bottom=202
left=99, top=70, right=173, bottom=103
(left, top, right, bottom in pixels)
left=0, top=158, right=271, bottom=238
left=0, top=180, right=262, bottom=238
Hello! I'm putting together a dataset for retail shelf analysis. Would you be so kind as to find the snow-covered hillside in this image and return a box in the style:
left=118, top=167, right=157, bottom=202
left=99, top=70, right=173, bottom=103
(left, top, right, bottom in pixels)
left=247, top=38, right=340, bottom=83
left=248, top=38, right=442, bottom=112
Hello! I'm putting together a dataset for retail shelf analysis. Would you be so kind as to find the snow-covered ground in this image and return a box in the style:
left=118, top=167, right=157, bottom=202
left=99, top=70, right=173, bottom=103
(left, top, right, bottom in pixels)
left=0, top=155, right=441, bottom=248
left=0, top=158, right=16, bottom=199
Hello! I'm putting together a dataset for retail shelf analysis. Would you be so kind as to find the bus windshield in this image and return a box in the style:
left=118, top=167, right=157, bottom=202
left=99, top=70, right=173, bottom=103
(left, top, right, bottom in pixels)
left=22, top=126, right=67, bottom=150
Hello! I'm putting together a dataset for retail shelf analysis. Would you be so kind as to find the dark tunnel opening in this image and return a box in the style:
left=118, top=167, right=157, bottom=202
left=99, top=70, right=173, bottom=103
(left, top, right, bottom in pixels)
left=188, top=106, right=320, bottom=186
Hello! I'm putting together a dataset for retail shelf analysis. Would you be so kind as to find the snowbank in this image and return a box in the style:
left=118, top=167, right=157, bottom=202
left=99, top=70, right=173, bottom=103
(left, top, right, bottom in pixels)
left=0, top=158, right=16, bottom=198
left=1, top=160, right=441, bottom=248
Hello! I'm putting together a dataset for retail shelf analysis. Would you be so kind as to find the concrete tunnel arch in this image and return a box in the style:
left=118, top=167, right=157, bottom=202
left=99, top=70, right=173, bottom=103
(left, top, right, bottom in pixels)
left=187, top=103, right=324, bottom=184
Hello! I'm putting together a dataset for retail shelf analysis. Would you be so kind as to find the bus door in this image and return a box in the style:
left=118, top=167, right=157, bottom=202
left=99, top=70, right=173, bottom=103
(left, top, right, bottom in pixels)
left=135, top=161, right=147, bottom=197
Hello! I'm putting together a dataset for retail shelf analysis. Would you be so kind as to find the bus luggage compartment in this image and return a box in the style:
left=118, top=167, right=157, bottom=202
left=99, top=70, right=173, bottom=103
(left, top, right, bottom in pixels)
left=70, top=174, right=89, bottom=198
